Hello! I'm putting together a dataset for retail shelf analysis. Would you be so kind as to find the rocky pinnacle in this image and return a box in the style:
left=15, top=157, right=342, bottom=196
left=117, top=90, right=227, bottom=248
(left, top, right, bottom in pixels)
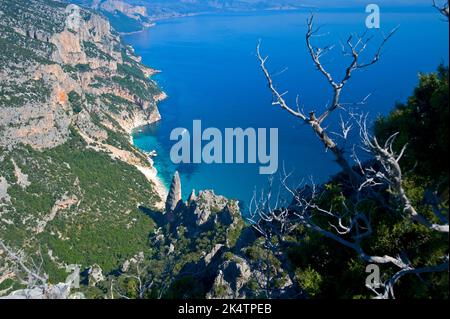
left=188, top=189, right=197, bottom=204
left=166, top=171, right=182, bottom=213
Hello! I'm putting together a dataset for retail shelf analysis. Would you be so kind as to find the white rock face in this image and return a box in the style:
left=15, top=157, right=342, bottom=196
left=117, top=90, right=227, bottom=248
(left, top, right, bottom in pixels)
left=207, top=256, right=251, bottom=299
left=1, top=283, right=71, bottom=299
left=52, top=4, right=120, bottom=67
left=187, top=189, right=197, bottom=204
left=11, top=159, right=31, bottom=190
left=193, top=190, right=227, bottom=226
left=65, top=4, right=82, bottom=32
left=121, top=260, right=131, bottom=273
left=0, top=177, right=10, bottom=203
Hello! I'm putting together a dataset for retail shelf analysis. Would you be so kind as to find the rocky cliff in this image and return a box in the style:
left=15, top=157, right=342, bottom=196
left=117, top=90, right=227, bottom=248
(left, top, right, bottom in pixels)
left=138, top=173, right=302, bottom=299
left=0, top=1, right=162, bottom=150
left=68, top=0, right=310, bottom=33
left=0, top=0, right=166, bottom=295
left=69, top=0, right=154, bottom=33
left=99, top=0, right=147, bottom=19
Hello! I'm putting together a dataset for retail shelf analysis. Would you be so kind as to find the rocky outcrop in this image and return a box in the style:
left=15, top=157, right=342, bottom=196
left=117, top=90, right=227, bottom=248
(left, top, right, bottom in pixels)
left=206, top=255, right=251, bottom=299
left=11, top=159, right=31, bottom=190
left=0, top=258, right=84, bottom=299
left=0, top=177, right=11, bottom=204
left=75, top=0, right=155, bottom=33
left=161, top=173, right=243, bottom=241
left=34, top=193, right=79, bottom=234
left=121, top=251, right=144, bottom=273
left=0, top=283, right=73, bottom=300
left=156, top=182, right=303, bottom=299
left=26, top=28, right=51, bottom=42
left=191, top=190, right=228, bottom=226
left=166, top=171, right=182, bottom=213
left=204, top=244, right=224, bottom=266
left=51, top=4, right=122, bottom=67
left=88, top=264, right=104, bottom=286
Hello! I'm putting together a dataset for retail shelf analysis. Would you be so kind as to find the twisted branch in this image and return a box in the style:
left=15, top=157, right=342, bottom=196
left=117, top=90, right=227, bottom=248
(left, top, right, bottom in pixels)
left=257, top=14, right=397, bottom=185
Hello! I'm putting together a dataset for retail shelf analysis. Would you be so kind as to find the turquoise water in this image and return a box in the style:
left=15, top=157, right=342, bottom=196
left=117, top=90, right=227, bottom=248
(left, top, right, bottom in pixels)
left=126, top=8, right=449, bottom=210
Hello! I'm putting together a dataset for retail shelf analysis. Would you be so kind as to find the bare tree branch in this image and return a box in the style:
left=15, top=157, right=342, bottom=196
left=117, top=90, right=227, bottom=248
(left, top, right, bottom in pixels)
left=113, top=254, right=154, bottom=299
left=255, top=11, right=448, bottom=299
left=251, top=164, right=448, bottom=299
left=371, top=257, right=449, bottom=299
left=305, top=15, right=398, bottom=125
left=257, top=41, right=308, bottom=121
left=0, top=240, right=48, bottom=285
left=358, top=118, right=449, bottom=233
left=257, top=14, right=397, bottom=185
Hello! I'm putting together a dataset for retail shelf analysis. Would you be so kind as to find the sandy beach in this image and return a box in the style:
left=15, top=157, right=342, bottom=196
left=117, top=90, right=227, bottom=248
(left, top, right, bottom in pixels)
left=135, top=164, right=168, bottom=211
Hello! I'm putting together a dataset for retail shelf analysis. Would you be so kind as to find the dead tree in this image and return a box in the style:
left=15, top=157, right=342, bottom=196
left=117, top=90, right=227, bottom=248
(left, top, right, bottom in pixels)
left=249, top=122, right=449, bottom=298
left=112, top=253, right=154, bottom=299
left=248, top=176, right=299, bottom=298
left=0, top=239, right=48, bottom=289
left=257, top=14, right=397, bottom=186
left=358, top=118, right=449, bottom=234
left=256, top=14, right=448, bottom=298
left=0, top=240, right=82, bottom=299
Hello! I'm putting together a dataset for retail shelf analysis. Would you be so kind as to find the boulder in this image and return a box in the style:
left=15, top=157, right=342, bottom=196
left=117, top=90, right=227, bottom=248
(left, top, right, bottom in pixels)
left=192, top=190, right=227, bottom=226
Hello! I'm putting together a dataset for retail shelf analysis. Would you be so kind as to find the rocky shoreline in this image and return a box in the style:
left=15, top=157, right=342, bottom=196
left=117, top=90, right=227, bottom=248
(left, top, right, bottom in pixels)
left=129, top=109, right=169, bottom=211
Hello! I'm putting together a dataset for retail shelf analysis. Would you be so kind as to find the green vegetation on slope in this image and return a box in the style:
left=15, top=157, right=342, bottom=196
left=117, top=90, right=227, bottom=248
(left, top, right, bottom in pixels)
left=1, top=129, right=160, bottom=282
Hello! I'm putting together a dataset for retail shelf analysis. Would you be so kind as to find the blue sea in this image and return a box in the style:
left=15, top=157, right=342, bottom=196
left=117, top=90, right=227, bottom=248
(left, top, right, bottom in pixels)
left=124, top=7, right=449, bottom=211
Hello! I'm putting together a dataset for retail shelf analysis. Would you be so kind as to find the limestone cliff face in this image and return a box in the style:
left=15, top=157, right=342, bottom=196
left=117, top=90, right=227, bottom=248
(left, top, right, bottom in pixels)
left=0, top=0, right=164, bottom=150
left=51, top=5, right=121, bottom=67
left=0, top=0, right=169, bottom=296
left=78, top=0, right=155, bottom=33
left=99, top=0, right=148, bottom=20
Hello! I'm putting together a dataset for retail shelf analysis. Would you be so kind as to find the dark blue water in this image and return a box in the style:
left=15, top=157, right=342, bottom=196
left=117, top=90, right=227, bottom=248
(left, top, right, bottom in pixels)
left=125, top=8, right=449, bottom=210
